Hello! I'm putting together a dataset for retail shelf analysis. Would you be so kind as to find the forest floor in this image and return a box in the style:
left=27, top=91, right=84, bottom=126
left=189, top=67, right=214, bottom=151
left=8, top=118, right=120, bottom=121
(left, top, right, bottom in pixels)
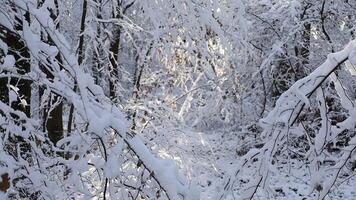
left=152, top=127, right=356, bottom=199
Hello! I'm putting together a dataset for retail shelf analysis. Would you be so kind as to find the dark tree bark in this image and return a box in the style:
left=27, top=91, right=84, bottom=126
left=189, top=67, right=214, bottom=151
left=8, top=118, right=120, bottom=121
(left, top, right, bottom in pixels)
left=298, top=3, right=311, bottom=77
left=108, top=1, right=123, bottom=103
left=67, top=0, right=87, bottom=134
left=109, top=0, right=136, bottom=102
left=301, top=22, right=311, bottom=64
left=39, top=0, right=63, bottom=145
left=77, top=0, right=87, bottom=66
left=92, top=0, right=103, bottom=85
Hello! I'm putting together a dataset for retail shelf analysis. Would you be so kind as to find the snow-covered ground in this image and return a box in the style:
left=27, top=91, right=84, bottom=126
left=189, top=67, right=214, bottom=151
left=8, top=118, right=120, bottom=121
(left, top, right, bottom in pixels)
left=152, top=127, right=356, bottom=199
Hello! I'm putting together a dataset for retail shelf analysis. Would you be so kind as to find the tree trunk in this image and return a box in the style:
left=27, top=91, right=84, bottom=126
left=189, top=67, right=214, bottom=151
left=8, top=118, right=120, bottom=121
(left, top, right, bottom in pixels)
left=301, top=22, right=311, bottom=65
left=39, top=0, right=63, bottom=145
left=67, top=0, right=87, bottom=134
left=108, top=0, right=123, bottom=103
left=299, top=3, right=311, bottom=78
left=92, top=0, right=103, bottom=85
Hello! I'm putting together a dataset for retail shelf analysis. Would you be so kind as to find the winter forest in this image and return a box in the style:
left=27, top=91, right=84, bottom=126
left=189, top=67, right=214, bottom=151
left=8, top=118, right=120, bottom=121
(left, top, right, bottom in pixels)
left=0, top=0, right=356, bottom=199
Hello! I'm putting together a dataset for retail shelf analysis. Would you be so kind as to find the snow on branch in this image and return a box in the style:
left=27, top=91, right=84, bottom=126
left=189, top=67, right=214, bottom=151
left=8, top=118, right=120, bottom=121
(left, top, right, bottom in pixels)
left=219, top=39, right=356, bottom=199
left=0, top=0, right=198, bottom=199
left=260, top=39, right=355, bottom=129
